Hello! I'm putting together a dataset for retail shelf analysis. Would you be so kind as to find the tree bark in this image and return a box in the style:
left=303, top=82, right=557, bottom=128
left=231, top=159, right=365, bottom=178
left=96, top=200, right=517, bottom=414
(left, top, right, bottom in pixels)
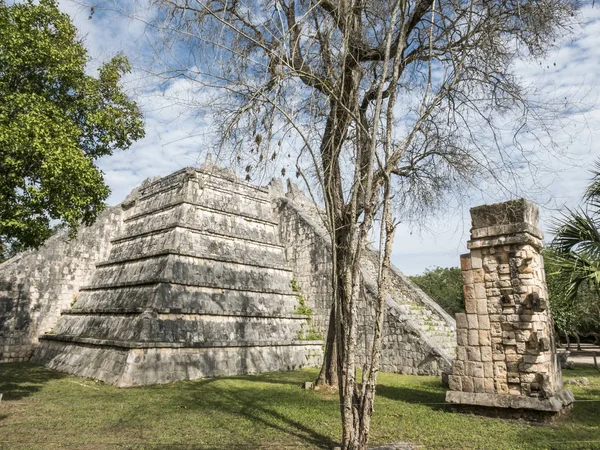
left=315, top=303, right=338, bottom=387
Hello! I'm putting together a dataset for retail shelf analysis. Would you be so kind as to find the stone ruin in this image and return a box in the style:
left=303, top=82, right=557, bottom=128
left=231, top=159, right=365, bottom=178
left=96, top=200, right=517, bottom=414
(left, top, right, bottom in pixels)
left=445, top=199, right=574, bottom=417
left=0, top=162, right=456, bottom=386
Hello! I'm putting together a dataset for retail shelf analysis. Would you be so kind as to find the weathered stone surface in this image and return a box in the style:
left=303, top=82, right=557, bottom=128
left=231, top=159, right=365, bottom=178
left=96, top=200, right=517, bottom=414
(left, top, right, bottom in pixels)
left=276, top=190, right=456, bottom=376
left=0, top=207, right=125, bottom=362
left=446, top=199, right=573, bottom=416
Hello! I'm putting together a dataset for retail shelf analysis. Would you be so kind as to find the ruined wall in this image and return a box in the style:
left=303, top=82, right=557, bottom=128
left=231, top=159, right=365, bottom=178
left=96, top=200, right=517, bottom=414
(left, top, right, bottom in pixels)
left=0, top=206, right=125, bottom=362
left=274, top=183, right=454, bottom=376
left=446, top=199, right=573, bottom=414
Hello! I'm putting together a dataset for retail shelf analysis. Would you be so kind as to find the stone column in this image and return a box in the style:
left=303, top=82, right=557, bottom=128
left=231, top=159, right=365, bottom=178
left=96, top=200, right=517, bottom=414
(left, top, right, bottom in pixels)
left=445, top=199, right=574, bottom=418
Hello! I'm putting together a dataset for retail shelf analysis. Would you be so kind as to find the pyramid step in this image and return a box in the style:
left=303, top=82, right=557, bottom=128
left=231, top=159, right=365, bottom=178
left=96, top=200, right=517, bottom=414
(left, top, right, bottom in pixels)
left=130, top=180, right=275, bottom=224
left=122, top=203, right=280, bottom=245
left=51, top=313, right=310, bottom=345
left=88, top=254, right=294, bottom=293
left=136, top=168, right=271, bottom=204
left=73, top=283, right=302, bottom=316
left=31, top=338, right=323, bottom=387
left=106, top=227, right=287, bottom=269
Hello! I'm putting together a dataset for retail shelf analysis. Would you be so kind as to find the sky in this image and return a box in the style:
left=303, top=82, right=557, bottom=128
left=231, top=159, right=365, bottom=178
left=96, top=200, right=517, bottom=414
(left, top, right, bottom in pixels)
left=56, top=0, right=600, bottom=275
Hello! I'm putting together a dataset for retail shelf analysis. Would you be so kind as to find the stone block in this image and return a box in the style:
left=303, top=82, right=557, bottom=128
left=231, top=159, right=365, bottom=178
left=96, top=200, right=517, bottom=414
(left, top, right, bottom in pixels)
left=483, top=362, right=494, bottom=378
left=468, top=330, right=479, bottom=346
left=495, top=380, right=509, bottom=394
left=481, top=346, right=493, bottom=362
left=465, top=361, right=484, bottom=378
left=476, top=297, right=488, bottom=315
left=453, top=360, right=465, bottom=376
left=471, top=250, right=483, bottom=269
left=484, top=378, right=495, bottom=394
left=462, top=270, right=474, bottom=285
left=460, top=254, right=472, bottom=271
left=507, top=372, right=520, bottom=384
left=467, top=347, right=481, bottom=362
left=494, top=362, right=507, bottom=377
left=449, top=375, right=462, bottom=391
left=462, top=376, right=474, bottom=393
left=474, top=377, right=485, bottom=393
left=467, top=314, right=479, bottom=329
left=457, top=328, right=468, bottom=346
left=472, top=269, right=485, bottom=284
left=478, top=315, right=491, bottom=330
left=490, top=323, right=502, bottom=337
left=455, top=313, right=468, bottom=329
left=474, top=284, right=486, bottom=300
left=479, top=330, right=491, bottom=346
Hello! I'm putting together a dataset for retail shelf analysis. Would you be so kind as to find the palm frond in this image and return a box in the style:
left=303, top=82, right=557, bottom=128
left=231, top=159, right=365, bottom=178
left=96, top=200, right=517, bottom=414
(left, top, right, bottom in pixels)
left=551, top=207, right=600, bottom=260
left=584, top=159, right=600, bottom=204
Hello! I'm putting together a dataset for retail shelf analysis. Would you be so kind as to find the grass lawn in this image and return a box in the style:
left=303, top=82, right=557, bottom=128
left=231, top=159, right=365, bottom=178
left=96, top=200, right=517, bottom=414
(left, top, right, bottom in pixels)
left=0, top=363, right=599, bottom=449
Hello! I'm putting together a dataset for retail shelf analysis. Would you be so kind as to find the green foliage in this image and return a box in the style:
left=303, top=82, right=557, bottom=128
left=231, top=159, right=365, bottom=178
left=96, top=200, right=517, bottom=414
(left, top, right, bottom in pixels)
left=289, top=280, right=320, bottom=339
left=294, top=295, right=313, bottom=316
left=296, top=326, right=324, bottom=341
left=409, top=266, right=465, bottom=316
left=545, top=250, right=600, bottom=340
left=548, top=160, right=600, bottom=340
left=0, top=0, right=144, bottom=256
left=290, top=279, right=301, bottom=292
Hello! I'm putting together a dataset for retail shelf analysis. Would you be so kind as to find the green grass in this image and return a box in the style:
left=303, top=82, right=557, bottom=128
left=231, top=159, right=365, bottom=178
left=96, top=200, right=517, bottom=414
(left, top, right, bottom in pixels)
left=0, top=363, right=599, bottom=449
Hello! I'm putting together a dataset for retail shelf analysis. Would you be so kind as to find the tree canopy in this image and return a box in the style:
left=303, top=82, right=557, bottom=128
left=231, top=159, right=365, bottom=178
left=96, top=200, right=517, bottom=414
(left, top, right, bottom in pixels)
left=410, top=266, right=465, bottom=315
left=0, top=0, right=144, bottom=258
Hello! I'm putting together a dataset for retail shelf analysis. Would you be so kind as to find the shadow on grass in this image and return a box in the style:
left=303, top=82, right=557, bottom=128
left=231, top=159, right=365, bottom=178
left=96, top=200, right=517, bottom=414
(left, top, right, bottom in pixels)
left=375, top=381, right=448, bottom=412
left=170, top=376, right=338, bottom=449
left=0, top=362, right=66, bottom=401
left=219, top=370, right=316, bottom=387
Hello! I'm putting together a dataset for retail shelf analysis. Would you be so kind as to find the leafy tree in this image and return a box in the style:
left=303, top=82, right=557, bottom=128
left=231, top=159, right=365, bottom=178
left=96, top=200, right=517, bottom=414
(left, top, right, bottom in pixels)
left=141, top=1, right=580, bottom=448
left=0, top=0, right=144, bottom=257
left=410, top=266, right=464, bottom=316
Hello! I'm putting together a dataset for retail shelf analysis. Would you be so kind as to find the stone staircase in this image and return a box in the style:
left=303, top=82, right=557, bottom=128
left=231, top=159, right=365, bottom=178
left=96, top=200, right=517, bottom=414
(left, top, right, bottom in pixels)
left=278, top=181, right=456, bottom=373
left=361, top=249, right=457, bottom=360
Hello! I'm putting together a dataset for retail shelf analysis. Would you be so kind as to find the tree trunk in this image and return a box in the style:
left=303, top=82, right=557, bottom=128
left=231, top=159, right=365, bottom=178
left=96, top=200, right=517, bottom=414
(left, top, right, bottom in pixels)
left=315, top=303, right=338, bottom=387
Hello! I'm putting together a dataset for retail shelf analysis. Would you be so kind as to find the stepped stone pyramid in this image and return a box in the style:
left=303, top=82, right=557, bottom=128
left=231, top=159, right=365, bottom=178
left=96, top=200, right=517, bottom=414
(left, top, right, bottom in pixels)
left=29, top=165, right=322, bottom=386
left=1, top=162, right=456, bottom=385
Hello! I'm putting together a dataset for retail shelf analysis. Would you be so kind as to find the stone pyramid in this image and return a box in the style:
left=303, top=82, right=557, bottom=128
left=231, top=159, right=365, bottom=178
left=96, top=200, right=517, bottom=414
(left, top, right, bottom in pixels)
left=30, top=165, right=322, bottom=386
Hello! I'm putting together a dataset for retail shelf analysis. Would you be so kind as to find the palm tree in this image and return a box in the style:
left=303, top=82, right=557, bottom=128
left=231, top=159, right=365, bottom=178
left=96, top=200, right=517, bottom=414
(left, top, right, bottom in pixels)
left=551, top=160, right=600, bottom=301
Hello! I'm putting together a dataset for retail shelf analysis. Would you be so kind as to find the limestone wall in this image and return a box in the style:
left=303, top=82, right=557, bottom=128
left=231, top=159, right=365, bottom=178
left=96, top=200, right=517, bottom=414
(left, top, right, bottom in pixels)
left=0, top=206, right=124, bottom=361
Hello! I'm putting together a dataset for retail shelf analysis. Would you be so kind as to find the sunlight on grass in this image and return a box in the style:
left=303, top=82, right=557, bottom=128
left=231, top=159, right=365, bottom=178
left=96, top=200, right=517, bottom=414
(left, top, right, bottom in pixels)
left=0, top=363, right=598, bottom=449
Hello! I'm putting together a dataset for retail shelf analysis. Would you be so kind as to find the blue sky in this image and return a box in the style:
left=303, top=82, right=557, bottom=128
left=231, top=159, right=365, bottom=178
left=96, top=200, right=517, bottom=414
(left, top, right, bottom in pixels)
left=58, top=1, right=600, bottom=275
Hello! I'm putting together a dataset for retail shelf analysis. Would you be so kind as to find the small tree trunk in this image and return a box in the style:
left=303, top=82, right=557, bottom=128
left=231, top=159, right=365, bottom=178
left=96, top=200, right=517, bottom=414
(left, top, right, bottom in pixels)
left=565, top=332, right=571, bottom=350
left=575, top=332, right=582, bottom=351
left=316, top=303, right=338, bottom=387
